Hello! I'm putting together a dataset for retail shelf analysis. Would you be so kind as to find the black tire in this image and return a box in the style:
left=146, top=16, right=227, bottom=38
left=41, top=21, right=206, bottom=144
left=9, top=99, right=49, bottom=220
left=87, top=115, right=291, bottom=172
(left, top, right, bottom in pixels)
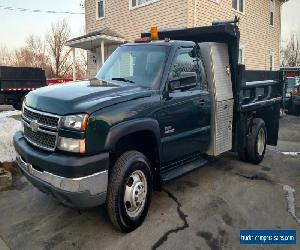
left=291, top=104, right=296, bottom=115
left=247, top=118, right=267, bottom=165
left=107, top=151, right=152, bottom=233
left=295, top=105, right=300, bottom=116
left=238, top=146, right=249, bottom=162
left=13, top=95, right=25, bottom=110
left=290, top=103, right=300, bottom=116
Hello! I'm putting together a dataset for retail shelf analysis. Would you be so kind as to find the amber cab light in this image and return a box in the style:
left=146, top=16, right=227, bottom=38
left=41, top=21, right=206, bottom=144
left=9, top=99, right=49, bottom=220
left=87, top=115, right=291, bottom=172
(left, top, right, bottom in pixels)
left=150, top=26, right=159, bottom=41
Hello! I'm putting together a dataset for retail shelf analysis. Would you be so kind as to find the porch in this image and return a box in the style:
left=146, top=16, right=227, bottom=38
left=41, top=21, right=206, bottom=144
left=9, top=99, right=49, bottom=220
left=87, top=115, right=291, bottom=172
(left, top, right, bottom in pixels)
left=66, top=28, right=126, bottom=80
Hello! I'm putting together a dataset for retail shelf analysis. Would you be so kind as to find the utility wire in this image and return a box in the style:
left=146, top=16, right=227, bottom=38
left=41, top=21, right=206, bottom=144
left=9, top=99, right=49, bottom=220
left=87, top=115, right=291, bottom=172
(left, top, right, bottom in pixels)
left=0, top=5, right=84, bottom=15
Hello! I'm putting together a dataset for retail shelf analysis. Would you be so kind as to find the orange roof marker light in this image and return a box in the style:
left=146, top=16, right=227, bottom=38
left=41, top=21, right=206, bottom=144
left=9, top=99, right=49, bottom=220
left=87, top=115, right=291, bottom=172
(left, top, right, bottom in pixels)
left=150, top=26, right=159, bottom=41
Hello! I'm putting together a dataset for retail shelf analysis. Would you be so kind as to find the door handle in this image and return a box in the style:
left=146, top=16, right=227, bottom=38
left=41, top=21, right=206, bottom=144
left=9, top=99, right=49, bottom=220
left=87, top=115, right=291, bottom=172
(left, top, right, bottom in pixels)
left=199, top=99, right=205, bottom=106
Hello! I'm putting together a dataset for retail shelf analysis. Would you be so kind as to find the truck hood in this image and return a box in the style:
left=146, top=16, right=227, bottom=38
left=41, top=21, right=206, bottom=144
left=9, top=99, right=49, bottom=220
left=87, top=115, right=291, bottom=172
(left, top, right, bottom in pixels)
left=25, top=80, right=151, bottom=115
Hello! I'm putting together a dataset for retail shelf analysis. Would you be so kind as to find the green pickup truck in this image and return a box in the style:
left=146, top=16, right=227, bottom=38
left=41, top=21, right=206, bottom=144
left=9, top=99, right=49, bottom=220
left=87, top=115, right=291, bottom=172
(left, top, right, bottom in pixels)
left=13, top=22, right=283, bottom=232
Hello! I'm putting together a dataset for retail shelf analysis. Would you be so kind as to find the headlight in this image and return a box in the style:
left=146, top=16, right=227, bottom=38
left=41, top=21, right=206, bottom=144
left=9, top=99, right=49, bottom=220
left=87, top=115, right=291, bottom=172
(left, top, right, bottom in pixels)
left=61, top=114, right=88, bottom=131
left=58, top=137, right=85, bottom=153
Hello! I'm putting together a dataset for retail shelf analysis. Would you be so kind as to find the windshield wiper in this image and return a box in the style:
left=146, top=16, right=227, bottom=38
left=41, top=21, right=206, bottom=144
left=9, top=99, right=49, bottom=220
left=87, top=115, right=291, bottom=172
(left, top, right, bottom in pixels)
left=112, top=77, right=135, bottom=84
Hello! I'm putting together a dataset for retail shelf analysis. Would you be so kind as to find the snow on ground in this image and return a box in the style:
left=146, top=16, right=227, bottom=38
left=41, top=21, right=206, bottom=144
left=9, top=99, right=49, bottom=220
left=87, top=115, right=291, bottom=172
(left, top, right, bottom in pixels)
left=0, top=110, right=22, bottom=119
left=0, top=112, right=22, bottom=163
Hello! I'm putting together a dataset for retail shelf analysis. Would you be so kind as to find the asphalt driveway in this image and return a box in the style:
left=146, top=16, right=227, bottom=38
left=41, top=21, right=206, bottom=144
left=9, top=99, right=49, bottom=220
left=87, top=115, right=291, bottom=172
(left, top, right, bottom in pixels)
left=0, top=115, right=299, bottom=250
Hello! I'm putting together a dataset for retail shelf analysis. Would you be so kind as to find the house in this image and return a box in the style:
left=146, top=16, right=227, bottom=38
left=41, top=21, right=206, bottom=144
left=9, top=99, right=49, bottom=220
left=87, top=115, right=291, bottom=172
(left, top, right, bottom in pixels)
left=66, top=0, right=288, bottom=79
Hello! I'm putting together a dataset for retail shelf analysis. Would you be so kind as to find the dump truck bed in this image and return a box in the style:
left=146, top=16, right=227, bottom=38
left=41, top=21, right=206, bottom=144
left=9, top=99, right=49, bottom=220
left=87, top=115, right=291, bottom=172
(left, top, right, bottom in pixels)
left=0, top=66, right=46, bottom=91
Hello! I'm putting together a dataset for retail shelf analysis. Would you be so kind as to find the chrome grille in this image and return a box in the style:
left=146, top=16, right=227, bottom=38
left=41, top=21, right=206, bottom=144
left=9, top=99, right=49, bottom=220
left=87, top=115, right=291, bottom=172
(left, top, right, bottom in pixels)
left=24, top=124, right=57, bottom=151
left=22, top=106, right=60, bottom=151
left=23, top=106, right=60, bottom=129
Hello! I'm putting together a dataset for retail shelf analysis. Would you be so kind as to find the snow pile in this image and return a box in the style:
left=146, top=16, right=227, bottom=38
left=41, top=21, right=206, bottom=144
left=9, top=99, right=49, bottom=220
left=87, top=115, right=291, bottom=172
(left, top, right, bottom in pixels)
left=0, top=117, right=22, bottom=162
left=0, top=110, right=22, bottom=119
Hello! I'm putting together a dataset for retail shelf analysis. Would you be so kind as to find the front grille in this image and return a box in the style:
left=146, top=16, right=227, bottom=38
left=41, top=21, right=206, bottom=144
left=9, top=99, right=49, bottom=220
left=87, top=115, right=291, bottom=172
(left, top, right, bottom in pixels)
left=23, top=107, right=60, bottom=128
left=22, top=106, right=60, bottom=151
left=24, top=124, right=57, bottom=151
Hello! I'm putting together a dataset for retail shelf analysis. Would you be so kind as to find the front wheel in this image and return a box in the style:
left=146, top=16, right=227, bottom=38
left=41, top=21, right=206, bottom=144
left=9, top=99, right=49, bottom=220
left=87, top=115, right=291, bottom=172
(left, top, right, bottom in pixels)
left=247, top=118, right=267, bottom=165
left=107, top=151, right=152, bottom=232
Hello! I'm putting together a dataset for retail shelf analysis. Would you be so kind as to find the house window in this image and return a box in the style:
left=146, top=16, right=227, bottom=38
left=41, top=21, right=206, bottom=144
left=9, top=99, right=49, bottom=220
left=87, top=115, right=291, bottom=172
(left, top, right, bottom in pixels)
left=270, top=0, right=275, bottom=26
left=96, top=0, right=105, bottom=19
left=269, top=53, right=274, bottom=71
left=239, top=46, right=245, bottom=64
left=232, top=0, right=245, bottom=13
left=131, top=0, right=158, bottom=9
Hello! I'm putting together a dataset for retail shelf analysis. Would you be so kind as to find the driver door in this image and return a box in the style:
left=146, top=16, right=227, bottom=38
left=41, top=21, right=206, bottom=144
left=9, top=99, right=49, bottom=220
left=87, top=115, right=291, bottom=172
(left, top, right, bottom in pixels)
left=159, top=48, right=211, bottom=165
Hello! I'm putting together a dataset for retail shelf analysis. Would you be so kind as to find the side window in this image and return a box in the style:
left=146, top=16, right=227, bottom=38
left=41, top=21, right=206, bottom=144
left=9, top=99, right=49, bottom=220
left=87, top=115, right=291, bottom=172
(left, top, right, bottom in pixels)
left=232, top=0, right=245, bottom=13
left=270, top=0, right=275, bottom=26
left=170, top=50, right=207, bottom=90
left=96, top=0, right=105, bottom=19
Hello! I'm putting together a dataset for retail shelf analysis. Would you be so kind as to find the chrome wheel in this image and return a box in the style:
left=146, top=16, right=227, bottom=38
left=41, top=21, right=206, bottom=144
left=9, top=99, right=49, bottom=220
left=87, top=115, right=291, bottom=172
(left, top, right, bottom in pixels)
left=257, top=128, right=266, bottom=156
left=124, top=170, right=147, bottom=218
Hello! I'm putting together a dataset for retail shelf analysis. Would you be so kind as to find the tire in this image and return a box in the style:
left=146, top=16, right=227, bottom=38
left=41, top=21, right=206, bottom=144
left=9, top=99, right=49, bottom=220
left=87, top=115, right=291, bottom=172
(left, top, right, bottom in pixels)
left=13, top=95, right=25, bottom=110
left=295, top=105, right=300, bottom=116
left=107, top=151, right=152, bottom=233
left=247, top=118, right=267, bottom=165
left=290, top=103, right=300, bottom=116
left=238, top=146, right=249, bottom=162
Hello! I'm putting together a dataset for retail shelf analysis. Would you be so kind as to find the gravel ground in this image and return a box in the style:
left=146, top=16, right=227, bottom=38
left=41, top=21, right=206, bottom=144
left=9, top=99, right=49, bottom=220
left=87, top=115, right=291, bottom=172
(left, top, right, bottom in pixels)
left=0, top=112, right=299, bottom=250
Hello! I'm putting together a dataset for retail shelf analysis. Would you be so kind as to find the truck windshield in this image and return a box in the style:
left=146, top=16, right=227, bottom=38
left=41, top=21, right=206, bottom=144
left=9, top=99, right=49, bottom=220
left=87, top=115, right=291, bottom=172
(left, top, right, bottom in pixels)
left=96, top=45, right=169, bottom=88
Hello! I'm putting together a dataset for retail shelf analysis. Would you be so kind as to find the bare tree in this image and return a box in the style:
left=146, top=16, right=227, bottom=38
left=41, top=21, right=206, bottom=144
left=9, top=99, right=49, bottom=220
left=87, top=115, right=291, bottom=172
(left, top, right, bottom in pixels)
left=75, top=49, right=87, bottom=79
left=46, top=19, right=72, bottom=77
left=0, top=46, right=14, bottom=66
left=1, top=19, right=87, bottom=79
left=281, top=31, right=300, bottom=67
left=14, top=35, right=52, bottom=73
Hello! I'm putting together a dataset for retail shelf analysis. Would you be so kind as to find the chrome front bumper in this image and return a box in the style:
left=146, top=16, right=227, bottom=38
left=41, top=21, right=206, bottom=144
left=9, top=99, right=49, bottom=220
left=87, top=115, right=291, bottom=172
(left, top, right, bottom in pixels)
left=16, top=155, right=108, bottom=208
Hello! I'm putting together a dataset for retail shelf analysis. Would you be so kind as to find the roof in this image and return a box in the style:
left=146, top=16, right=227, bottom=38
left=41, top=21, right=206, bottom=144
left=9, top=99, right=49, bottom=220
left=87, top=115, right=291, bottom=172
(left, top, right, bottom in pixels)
left=67, top=28, right=124, bottom=43
left=66, top=28, right=126, bottom=50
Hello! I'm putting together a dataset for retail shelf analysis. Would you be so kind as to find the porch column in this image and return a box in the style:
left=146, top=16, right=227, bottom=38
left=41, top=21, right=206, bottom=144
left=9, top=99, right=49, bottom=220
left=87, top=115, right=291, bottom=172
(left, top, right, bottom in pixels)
left=101, top=40, right=105, bottom=66
left=72, top=47, right=76, bottom=81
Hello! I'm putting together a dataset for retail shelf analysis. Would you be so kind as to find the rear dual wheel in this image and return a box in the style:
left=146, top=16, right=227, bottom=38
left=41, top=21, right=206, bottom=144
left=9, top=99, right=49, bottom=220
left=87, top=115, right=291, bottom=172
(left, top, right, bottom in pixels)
left=238, top=118, right=267, bottom=165
left=107, top=151, right=152, bottom=233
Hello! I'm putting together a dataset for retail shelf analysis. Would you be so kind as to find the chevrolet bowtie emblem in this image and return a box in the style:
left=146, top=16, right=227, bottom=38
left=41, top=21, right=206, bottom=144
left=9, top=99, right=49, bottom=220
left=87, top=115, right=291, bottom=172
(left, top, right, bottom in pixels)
left=29, top=120, right=39, bottom=133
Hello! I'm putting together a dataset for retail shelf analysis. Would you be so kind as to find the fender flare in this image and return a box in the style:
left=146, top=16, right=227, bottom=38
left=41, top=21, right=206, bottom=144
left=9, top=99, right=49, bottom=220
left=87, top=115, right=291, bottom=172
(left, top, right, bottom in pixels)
left=104, top=118, right=162, bottom=162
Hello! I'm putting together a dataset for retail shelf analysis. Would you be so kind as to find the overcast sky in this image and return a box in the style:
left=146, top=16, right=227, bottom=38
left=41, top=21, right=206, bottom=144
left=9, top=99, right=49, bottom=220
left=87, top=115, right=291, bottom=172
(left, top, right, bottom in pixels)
left=0, top=0, right=85, bottom=49
left=0, top=0, right=299, bottom=49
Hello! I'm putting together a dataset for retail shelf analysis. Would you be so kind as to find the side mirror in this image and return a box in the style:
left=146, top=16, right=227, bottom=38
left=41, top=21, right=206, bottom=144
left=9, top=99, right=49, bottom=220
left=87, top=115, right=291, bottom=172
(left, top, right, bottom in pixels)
left=169, top=72, right=197, bottom=92
left=257, top=94, right=264, bottom=101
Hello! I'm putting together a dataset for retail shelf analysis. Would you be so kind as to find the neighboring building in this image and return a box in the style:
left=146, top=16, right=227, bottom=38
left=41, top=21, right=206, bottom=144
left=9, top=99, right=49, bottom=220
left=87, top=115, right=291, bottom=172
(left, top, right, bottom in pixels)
left=67, top=0, right=287, bottom=78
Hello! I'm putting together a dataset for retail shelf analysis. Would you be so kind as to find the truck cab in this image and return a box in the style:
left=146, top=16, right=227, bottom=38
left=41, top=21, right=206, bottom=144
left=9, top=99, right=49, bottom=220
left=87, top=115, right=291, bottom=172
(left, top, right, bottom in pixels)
left=13, top=23, right=283, bottom=232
